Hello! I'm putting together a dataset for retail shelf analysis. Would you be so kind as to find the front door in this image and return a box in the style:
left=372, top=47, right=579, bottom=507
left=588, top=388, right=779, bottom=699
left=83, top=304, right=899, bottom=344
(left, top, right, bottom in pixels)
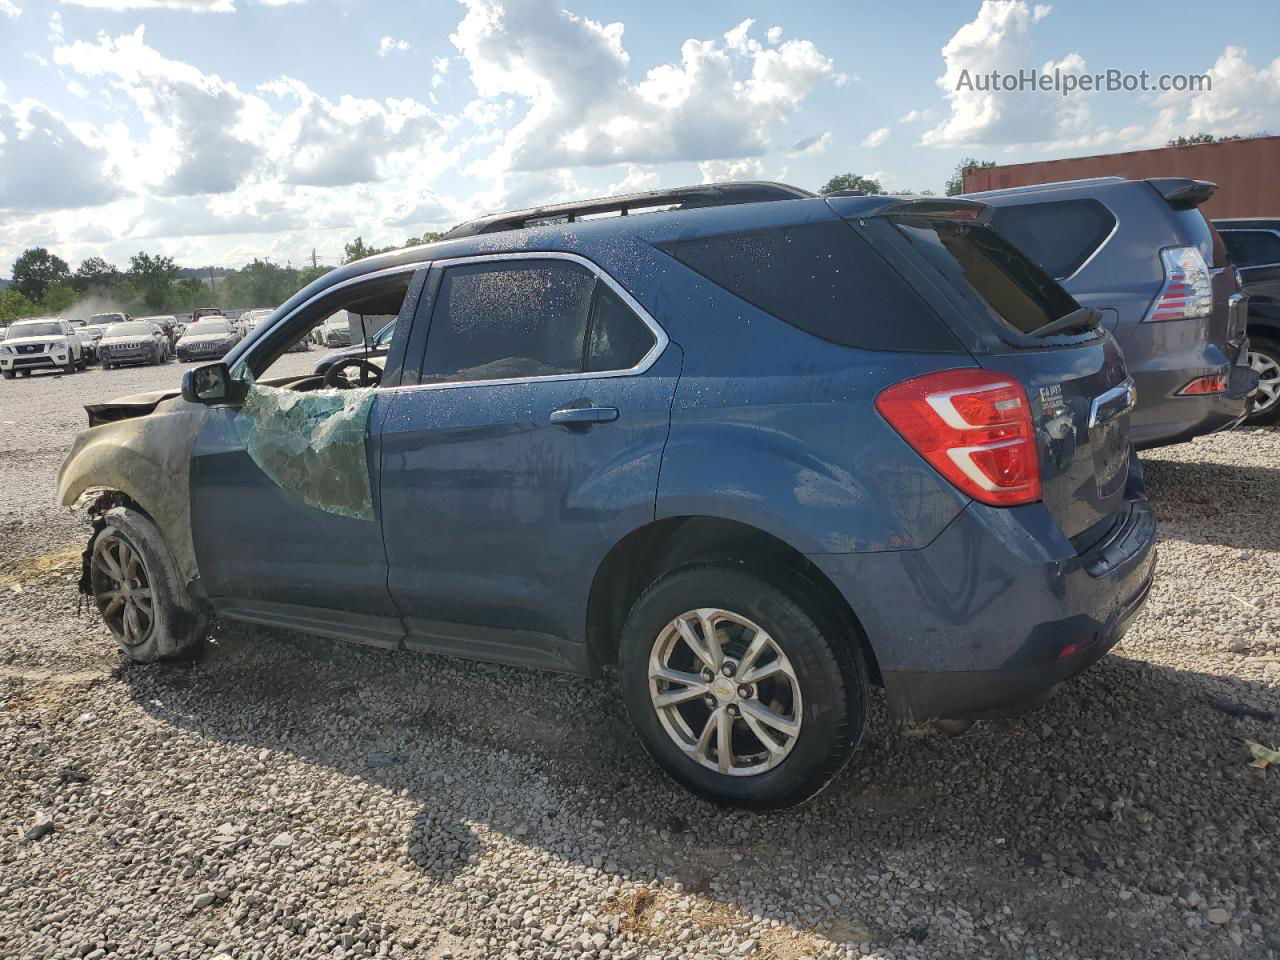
left=188, top=268, right=423, bottom=647
left=379, top=253, right=678, bottom=669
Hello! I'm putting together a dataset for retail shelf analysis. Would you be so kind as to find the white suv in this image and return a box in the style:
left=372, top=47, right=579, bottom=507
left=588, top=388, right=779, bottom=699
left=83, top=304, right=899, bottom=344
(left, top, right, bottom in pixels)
left=0, top=318, right=86, bottom=379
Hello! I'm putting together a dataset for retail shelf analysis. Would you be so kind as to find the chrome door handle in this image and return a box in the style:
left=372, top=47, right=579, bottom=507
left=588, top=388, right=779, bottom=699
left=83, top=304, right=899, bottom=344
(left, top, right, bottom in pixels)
left=549, top=406, right=619, bottom=426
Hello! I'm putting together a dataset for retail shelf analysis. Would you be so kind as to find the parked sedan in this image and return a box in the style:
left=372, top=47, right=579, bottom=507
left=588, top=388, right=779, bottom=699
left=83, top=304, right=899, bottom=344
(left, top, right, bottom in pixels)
left=175, top=317, right=241, bottom=362
left=98, top=321, right=170, bottom=369
left=312, top=319, right=395, bottom=374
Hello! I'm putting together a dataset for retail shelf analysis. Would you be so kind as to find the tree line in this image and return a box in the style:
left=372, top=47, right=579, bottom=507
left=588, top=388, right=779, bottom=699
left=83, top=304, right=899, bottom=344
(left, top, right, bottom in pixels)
left=0, top=232, right=444, bottom=328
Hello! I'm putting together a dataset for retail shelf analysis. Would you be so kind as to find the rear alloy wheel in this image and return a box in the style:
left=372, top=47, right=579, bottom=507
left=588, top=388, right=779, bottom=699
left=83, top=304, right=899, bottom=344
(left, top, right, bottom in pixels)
left=620, top=564, right=867, bottom=809
left=1247, top=335, right=1280, bottom=426
left=89, top=507, right=208, bottom=662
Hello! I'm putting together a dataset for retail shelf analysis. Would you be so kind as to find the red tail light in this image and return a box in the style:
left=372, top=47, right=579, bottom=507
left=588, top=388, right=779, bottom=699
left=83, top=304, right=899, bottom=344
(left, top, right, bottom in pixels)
left=876, top=368, right=1041, bottom=507
left=1144, top=246, right=1212, bottom=322
left=1177, top=373, right=1227, bottom=396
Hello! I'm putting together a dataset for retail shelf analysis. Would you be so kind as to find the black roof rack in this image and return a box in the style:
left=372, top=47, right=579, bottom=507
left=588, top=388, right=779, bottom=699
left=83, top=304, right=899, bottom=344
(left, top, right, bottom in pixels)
left=443, top=181, right=815, bottom=239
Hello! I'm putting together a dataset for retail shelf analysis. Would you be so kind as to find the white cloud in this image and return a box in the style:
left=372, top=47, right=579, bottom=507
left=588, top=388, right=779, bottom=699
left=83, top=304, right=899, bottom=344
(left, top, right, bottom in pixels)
left=766, top=25, right=782, bottom=44
left=921, top=0, right=1090, bottom=147
left=54, top=26, right=268, bottom=195
left=897, top=107, right=933, bottom=124
left=378, top=36, right=411, bottom=57
left=697, top=157, right=766, bottom=183
left=787, top=131, right=830, bottom=156
left=0, top=99, right=123, bottom=211
left=451, top=0, right=839, bottom=174
left=1, top=0, right=22, bottom=18
left=261, top=78, right=448, bottom=187
left=607, top=164, right=659, bottom=194
left=60, top=0, right=235, bottom=11
left=1155, top=46, right=1280, bottom=137
left=862, top=126, right=890, bottom=147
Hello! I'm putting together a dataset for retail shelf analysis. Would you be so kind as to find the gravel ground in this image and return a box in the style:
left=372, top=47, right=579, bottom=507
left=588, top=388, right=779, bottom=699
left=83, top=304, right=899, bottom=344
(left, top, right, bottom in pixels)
left=1, top=359, right=1277, bottom=960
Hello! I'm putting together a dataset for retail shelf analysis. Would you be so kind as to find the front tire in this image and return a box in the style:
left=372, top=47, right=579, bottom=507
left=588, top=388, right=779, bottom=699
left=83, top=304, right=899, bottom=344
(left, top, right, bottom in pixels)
left=89, top=506, right=209, bottom=663
left=1246, top=334, right=1280, bottom=426
left=619, top=564, right=868, bottom=809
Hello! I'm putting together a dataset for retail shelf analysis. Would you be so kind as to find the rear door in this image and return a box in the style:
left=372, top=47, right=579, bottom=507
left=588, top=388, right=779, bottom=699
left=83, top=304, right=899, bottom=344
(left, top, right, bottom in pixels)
left=379, top=253, right=677, bottom=668
left=872, top=213, right=1134, bottom=542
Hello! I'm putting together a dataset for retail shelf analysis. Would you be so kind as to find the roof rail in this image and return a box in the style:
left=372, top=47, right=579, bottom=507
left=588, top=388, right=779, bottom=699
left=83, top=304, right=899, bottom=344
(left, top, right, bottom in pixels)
left=443, top=181, right=815, bottom=239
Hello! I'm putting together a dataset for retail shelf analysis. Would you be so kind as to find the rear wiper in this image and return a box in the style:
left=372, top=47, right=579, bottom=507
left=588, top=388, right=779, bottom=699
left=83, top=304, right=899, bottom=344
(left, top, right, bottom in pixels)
left=1032, top=307, right=1101, bottom=339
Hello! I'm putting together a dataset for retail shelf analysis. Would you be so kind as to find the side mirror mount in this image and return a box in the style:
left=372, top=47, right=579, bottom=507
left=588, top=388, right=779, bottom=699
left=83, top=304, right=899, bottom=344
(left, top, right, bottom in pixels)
left=182, top=362, right=231, bottom=405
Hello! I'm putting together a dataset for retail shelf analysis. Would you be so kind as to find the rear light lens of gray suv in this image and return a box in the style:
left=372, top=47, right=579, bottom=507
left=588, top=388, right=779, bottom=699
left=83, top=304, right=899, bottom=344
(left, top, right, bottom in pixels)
left=1143, top=246, right=1212, bottom=322
left=875, top=368, right=1041, bottom=507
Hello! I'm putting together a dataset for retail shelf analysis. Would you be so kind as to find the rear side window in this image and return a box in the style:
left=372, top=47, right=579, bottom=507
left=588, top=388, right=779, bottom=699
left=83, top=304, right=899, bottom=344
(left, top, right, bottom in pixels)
left=657, top=221, right=963, bottom=353
left=893, top=218, right=1080, bottom=336
left=1221, top=230, right=1280, bottom=268
left=989, top=199, right=1115, bottom=278
left=586, top=285, right=656, bottom=372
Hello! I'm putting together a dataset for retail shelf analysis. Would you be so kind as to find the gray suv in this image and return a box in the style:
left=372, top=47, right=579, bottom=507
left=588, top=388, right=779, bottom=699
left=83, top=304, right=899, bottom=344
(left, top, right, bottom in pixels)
left=965, top=177, right=1256, bottom=448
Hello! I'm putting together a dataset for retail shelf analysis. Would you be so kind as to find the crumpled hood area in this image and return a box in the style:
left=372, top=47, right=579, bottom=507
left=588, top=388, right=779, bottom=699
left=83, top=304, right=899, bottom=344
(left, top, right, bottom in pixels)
left=238, top=383, right=378, bottom=521
left=85, top=390, right=181, bottom=426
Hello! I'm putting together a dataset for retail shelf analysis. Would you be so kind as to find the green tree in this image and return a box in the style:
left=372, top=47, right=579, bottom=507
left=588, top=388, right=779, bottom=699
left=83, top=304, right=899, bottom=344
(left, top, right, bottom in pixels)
left=818, top=173, right=884, bottom=196
left=404, top=232, right=445, bottom=246
left=41, top=280, right=77, bottom=315
left=127, top=252, right=179, bottom=312
left=945, top=157, right=997, bottom=196
left=1167, top=132, right=1216, bottom=147
left=11, top=247, right=72, bottom=302
left=0, top=288, right=39, bottom=325
left=343, top=236, right=392, bottom=263
left=71, top=256, right=120, bottom=293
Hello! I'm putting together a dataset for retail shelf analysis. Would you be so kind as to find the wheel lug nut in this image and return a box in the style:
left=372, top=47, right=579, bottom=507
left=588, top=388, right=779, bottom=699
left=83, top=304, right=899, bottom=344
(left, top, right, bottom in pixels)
left=700, top=669, right=714, bottom=683
left=738, top=685, right=752, bottom=699
left=722, top=662, right=736, bottom=678
left=704, top=695, right=716, bottom=708
left=727, top=704, right=740, bottom=717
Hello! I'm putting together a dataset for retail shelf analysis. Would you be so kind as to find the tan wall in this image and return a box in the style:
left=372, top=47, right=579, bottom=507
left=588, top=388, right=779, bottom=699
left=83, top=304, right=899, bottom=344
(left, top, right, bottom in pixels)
left=963, top=137, right=1280, bottom=219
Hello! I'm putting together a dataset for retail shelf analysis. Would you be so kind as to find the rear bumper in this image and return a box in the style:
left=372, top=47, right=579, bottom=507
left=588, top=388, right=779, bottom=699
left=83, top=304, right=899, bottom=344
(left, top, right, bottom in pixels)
left=1129, top=339, right=1257, bottom=449
left=810, top=494, right=1157, bottom=722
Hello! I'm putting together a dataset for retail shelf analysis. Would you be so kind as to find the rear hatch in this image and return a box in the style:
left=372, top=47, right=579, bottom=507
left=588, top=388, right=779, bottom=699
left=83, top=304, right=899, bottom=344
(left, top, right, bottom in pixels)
left=853, top=200, right=1134, bottom=543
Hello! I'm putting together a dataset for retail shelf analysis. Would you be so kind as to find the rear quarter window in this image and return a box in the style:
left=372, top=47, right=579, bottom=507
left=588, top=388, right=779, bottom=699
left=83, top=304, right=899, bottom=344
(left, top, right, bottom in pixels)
left=988, top=199, right=1115, bottom=279
left=656, top=220, right=964, bottom=353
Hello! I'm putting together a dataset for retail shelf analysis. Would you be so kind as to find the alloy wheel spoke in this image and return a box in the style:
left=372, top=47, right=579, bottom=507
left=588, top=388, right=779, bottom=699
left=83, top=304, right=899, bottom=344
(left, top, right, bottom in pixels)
left=735, top=628, right=771, bottom=678
left=692, top=707, right=721, bottom=763
left=674, top=614, right=721, bottom=671
left=715, top=706, right=734, bottom=773
left=739, top=658, right=788, bottom=685
left=743, top=711, right=787, bottom=756
left=651, top=666, right=710, bottom=709
left=740, top=698, right=800, bottom=739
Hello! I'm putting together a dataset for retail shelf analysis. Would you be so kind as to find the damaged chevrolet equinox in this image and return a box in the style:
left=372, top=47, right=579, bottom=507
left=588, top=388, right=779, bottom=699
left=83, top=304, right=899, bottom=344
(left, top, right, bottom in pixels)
left=58, top=183, right=1156, bottom=808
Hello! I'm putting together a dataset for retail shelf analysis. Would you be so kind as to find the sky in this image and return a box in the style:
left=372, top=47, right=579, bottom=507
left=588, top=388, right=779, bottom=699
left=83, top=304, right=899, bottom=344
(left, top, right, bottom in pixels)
left=1, top=0, right=1278, bottom=274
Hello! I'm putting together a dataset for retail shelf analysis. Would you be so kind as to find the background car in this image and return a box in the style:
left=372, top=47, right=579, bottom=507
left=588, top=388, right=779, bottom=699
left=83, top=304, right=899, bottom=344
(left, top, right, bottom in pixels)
left=1213, top=218, right=1280, bottom=424
left=88, top=312, right=130, bottom=329
left=317, top=312, right=352, bottom=347
left=175, top=316, right=241, bottom=362
left=98, top=320, right=170, bottom=369
left=0, top=318, right=86, bottom=378
left=313, top=318, right=395, bottom=374
left=67, top=320, right=102, bottom=363
left=964, top=177, right=1256, bottom=448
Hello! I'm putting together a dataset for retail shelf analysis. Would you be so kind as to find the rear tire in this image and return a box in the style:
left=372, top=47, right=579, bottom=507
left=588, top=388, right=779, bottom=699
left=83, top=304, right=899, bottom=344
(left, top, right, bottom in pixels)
left=1, top=370, right=13, bottom=380
left=1246, top=334, right=1280, bottom=426
left=619, top=564, right=868, bottom=809
left=88, top=507, right=209, bottom=663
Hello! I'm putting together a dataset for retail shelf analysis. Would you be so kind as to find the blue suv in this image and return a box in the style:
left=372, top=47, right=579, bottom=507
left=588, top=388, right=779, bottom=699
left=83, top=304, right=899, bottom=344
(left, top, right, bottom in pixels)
left=58, top=183, right=1156, bottom=808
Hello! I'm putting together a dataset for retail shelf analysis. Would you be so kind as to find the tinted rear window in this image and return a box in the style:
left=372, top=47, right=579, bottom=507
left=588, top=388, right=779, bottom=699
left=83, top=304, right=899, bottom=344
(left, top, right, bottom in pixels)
left=657, top=220, right=963, bottom=353
left=893, top=218, right=1080, bottom=335
left=989, top=199, right=1115, bottom=278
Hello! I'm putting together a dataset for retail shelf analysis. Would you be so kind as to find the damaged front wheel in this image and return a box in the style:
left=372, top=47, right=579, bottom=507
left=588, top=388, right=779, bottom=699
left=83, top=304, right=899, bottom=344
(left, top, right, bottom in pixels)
left=88, top=506, right=209, bottom=662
